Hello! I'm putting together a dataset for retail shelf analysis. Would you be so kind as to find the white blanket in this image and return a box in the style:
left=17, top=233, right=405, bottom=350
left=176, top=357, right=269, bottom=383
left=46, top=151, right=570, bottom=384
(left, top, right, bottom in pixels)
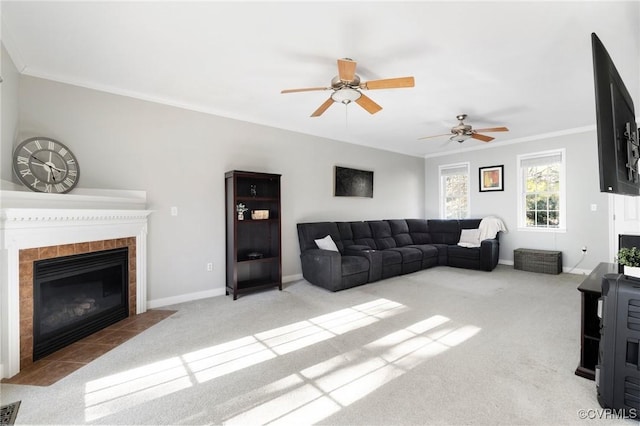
left=478, top=216, right=508, bottom=241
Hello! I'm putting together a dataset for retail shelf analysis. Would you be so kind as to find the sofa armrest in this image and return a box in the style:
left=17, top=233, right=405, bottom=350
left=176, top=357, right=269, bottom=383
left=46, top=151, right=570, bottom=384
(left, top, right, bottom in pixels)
left=479, top=238, right=500, bottom=271
left=300, top=249, right=342, bottom=290
left=344, top=245, right=382, bottom=282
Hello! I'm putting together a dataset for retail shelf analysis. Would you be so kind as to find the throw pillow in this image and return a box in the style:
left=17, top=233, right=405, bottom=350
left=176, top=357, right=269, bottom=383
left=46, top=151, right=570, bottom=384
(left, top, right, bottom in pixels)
left=315, top=235, right=339, bottom=252
left=458, top=228, right=481, bottom=248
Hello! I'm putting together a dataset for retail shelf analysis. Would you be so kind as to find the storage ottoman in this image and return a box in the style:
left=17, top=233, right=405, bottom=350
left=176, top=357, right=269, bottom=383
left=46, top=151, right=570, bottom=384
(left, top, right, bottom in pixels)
left=514, top=248, right=562, bottom=274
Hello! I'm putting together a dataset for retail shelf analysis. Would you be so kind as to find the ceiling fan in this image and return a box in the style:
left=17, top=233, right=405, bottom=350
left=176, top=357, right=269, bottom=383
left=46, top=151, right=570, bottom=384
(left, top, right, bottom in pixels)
left=419, top=114, right=509, bottom=143
left=281, top=58, right=415, bottom=117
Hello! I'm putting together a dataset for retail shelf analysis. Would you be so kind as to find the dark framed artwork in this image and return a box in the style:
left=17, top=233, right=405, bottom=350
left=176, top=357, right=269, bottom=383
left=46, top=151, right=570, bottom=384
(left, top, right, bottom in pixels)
left=479, top=165, right=504, bottom=192
left=334, top=166, right=374, bottom=198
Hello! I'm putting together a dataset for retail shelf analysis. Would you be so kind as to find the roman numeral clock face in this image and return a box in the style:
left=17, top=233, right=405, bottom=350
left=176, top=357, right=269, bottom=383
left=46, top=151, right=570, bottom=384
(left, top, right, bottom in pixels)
left=12, top=137, right=80, bottom=194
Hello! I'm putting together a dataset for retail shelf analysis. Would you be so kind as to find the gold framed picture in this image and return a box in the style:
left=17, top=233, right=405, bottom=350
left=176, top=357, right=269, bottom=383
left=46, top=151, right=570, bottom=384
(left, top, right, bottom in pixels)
left=479, top=165, right=504, bottom=192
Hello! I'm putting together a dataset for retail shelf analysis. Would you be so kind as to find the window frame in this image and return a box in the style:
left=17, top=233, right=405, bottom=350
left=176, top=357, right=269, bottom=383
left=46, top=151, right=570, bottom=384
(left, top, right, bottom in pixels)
left=516, top=149, right=566, bottom=232
left=438, top=162, right=470, bottom=219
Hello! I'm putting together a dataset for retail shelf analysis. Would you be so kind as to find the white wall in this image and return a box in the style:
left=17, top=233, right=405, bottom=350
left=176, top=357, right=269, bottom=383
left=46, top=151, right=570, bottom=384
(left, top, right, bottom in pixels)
left=10, top=76, right=425, bottom=305
left=1, top=43, right=19, bottom=182
left=0, top=39, right=21, bottom=383
left=425, top=131, right=610, bottom=273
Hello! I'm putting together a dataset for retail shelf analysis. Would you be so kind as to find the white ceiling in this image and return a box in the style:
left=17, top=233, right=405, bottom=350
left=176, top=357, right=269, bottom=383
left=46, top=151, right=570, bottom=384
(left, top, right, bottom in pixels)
left=2, top=1, right=639, bottom=158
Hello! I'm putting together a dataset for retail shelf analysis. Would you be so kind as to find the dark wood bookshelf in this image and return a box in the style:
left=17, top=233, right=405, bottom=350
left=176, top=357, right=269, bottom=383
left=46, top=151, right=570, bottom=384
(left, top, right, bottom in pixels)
left=225, top=170, right=282, bottom=300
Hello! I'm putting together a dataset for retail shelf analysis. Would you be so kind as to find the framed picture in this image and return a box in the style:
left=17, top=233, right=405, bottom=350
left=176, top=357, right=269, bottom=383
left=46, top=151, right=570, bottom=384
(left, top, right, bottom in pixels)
left=334, top=166, right=374, bottom=198
left=479, top=165, right=504, bottom=192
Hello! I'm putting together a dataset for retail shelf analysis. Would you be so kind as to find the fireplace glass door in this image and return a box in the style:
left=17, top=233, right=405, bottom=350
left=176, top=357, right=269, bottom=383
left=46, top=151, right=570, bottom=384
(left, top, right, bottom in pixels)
left=33, top=247, right=129, bottom=360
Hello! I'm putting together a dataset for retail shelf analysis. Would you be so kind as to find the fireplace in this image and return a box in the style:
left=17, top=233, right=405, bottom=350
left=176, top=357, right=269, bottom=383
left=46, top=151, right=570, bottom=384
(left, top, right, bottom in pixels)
left=1, top=185, right=152, bottom=379
left=33, top=247, right=129, bottom=360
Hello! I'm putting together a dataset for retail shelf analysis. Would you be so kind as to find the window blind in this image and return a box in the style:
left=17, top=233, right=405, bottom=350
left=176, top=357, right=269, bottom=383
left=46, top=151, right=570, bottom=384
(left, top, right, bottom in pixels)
left=520, top=152, right=562, bottom=168
left=440, top=164, right=468, bottom=176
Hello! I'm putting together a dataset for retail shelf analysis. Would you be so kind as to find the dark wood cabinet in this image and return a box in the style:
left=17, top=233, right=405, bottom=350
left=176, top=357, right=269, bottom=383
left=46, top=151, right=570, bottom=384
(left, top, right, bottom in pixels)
left=225, top=170, right=282, bottom=300
left=575, top=262, right=618, bottom=380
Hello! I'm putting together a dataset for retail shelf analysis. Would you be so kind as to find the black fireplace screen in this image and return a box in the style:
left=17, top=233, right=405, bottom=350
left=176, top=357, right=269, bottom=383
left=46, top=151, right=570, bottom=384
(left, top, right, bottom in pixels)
left=33, top=247, right=129, bottom=360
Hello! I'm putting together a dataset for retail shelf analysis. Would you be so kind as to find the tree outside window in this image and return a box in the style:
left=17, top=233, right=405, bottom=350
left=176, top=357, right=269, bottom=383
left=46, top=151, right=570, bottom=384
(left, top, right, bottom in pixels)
left=518, top=150, right=564, bottom=230
left=440, top=163, right=469, bottom=219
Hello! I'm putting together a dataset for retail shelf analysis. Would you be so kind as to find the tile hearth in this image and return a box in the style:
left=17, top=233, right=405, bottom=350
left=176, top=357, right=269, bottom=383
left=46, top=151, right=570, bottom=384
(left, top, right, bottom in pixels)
left=1, top=309, right=175, bottom=386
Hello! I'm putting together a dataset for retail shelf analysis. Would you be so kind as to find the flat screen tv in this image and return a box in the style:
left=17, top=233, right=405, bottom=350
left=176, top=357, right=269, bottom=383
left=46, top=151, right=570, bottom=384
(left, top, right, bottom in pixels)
left=592, top=32, right=640, bottom=196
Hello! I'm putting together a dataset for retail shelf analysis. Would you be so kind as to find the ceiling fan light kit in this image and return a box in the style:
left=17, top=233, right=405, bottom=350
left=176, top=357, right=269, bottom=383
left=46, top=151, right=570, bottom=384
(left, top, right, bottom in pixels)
left=451, top=134, right=472, bottom=143
left=331, top=88, right=361, bottom=104
left=419, top=113, right=509, bottom=144
left=281, top=57, right=415, bottom=117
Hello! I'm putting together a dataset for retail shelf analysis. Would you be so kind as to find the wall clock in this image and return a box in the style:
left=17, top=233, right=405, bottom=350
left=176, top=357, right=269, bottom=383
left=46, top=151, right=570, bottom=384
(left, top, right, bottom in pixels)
left=12, top=137, right=80, bottom=194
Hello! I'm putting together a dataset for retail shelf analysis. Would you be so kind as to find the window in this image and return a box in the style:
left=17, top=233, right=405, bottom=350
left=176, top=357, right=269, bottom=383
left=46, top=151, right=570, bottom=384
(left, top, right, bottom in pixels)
left=517, top=149, right=565, bottom=230
left=439, top=163, right=469, bottom=219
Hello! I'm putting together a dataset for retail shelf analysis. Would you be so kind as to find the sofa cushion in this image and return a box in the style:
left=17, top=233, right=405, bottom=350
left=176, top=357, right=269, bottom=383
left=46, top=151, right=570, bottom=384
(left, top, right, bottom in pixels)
left=460, top=219, right=482, bottom=230
left=387, top=247, right=422, bottom=264
left=342, top=255, right=370, bottom=276
left=337, top=222, right=355, bottom=247
left=409, top=244, right=439, bottom=258
left=380, top=249, right=402, bottom=266
left=369, top=220, right=397, bottom=249
left=406, top=219, right=432, bottom=244
left=387, top=219, right=414, bottom=247
left=448, top=245, right=481, bottom=260
left=351, top=221, right=377, bottom=249
left=394, top=234, right=413, bottom=246
left=427, top=219, right=461, bottom=244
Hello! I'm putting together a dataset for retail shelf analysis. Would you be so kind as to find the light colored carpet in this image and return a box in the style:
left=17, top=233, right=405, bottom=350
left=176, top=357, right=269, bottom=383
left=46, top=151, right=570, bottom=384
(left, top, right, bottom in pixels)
left=0, top=265, right=634, bottom=425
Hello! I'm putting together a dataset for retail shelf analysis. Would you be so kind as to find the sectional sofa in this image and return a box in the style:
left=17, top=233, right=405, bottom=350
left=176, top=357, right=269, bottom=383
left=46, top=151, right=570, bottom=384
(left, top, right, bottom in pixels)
left=296, top=218, right=501, bottom=292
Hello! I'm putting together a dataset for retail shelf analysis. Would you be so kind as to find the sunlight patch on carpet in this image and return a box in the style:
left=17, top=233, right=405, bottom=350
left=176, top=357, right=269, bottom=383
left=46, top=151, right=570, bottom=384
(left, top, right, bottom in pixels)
left=84, top=298, right=406, bottom=421
left=84, top=357, right=192, bottom=420
left=223, top=315, right=482, bottom=425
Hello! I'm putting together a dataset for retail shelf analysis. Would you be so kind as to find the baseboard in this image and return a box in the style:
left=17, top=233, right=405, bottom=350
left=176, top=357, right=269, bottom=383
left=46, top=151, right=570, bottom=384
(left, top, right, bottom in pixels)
left=146, top=275, right=303, bottom=308
left=283, top=273, right=303, bottom=283
left=499, top=259, right=513, bottom=266
left=563, top=267, right=591, bottom=275
left=147, top=288, right=226, bottom=309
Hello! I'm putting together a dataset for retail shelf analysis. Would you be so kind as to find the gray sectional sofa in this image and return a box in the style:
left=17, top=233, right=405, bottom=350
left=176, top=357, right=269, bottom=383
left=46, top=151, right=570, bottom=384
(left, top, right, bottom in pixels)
left=296, top=218, right=501, bottom=292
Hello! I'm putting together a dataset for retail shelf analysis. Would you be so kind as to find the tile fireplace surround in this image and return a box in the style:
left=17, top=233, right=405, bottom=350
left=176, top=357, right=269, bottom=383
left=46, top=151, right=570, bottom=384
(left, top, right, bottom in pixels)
left=0, top=183, right=152, bottom=379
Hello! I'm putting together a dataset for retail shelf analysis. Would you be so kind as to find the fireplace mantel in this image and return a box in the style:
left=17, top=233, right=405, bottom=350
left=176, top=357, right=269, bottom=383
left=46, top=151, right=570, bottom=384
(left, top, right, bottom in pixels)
left=0, top=185, right=152, bottom=379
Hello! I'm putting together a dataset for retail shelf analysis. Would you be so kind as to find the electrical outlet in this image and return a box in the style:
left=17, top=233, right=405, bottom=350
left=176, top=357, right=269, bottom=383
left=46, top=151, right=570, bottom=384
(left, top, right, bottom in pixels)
left=206, top=262, right=213, bottom=271
left=581, top=246, right=587, bottom=253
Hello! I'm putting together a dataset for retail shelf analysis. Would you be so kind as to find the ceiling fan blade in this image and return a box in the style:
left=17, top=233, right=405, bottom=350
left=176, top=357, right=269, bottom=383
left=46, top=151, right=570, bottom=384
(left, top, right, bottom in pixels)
left=310, top=97, right=335, bottom=117
left=418, top=133, right=452, bottom=140
left=361, top=76, right=415, bottom=90
left=471, top=133, right=494, bottom=142
left=281, top=86, right=331, bottom=94
left=355, top=93, right=382, bottom=115
left=337, top=58, right=357, bottom=82
left=473, top=126, right=509, bottom=133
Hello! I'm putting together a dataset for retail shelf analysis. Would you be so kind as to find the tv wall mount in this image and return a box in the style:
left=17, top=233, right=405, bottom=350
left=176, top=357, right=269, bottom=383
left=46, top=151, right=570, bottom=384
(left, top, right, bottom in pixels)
left=624, top=122, right=640, bottom=182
